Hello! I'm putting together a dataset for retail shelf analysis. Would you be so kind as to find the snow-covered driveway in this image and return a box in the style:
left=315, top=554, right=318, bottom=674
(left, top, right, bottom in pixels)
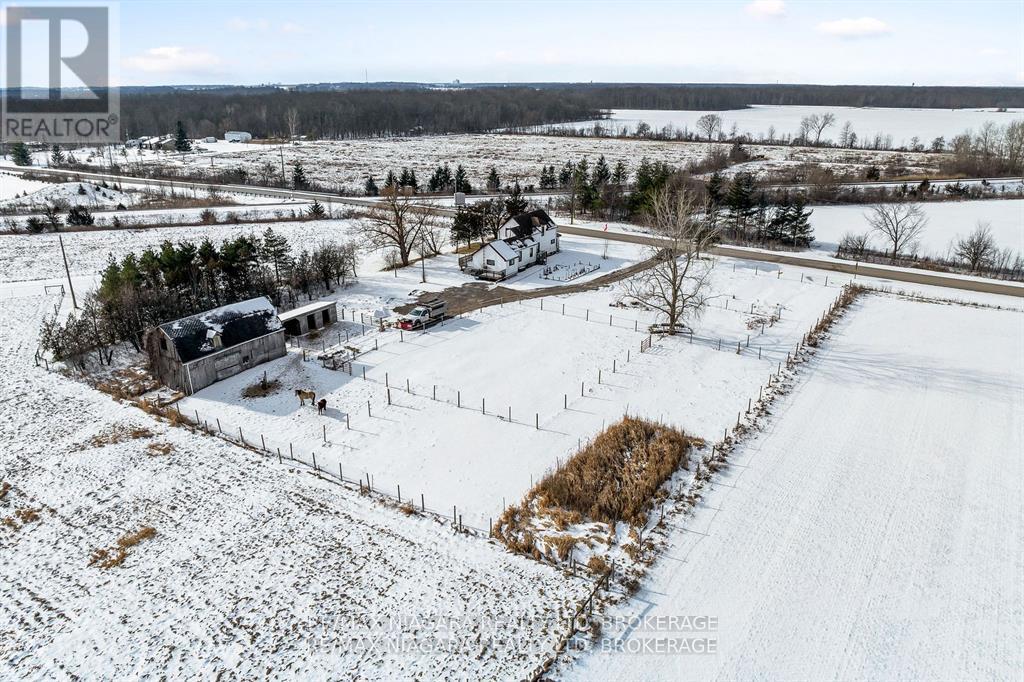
left=565, top=293, right=1024, bottom=680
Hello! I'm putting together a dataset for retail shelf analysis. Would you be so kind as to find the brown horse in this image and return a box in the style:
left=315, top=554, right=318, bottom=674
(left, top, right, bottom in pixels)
left=317, top=398, right=327, bottom=415
left=295, top=389, right=316, bottom=406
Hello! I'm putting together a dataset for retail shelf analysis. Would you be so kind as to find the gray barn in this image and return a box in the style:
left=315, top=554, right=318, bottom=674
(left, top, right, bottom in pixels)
left=145, top=297, right=286, bottom=395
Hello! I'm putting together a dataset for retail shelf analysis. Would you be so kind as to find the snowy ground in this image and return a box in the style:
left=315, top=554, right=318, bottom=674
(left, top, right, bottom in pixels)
left=561, top=293, right=1023, bottom=681
left=807, top=198, right=1024, bottom=258
left=3, top=134, right=940, bottom=193
left=538, top=105, right=1024, bottom=149
left=177, top=257, right=841, bottom=529
left=0, top=292, right=594, bottom=680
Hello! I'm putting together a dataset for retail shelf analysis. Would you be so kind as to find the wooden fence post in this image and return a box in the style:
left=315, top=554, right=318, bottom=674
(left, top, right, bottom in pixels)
left=421, top=493, right=425, bottom=512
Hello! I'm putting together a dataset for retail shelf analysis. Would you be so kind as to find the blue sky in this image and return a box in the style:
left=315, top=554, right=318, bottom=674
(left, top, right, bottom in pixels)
left=39, top=0, right=1024, bottom=86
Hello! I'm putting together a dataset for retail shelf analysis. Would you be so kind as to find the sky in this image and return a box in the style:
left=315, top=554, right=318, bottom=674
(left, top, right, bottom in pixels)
left=8, top=0, right=1024, bottom=87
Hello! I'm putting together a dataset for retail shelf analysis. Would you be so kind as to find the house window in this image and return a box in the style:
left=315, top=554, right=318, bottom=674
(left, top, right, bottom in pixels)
left=508, top=259, right=515, bottom=266
left=486, top=259, right=495, bottom=266
left=159, top=337, right=167, bottom=351
left=243, top=355, right=250, bottom=364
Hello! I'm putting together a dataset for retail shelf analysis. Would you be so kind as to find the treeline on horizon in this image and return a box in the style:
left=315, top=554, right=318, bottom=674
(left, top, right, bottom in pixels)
left=118, top=83, right=1024, bottom=140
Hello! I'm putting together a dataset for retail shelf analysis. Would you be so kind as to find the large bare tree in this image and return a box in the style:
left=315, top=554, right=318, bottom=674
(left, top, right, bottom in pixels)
left=695, top=114, right=722, bottom=142
left=620, top=188, right=716, bottom=335
left=865, top=202, right=928, bottom=263
left=360, top=187, right=432, bottom=267
left=955, top=221, right=998, bottom=273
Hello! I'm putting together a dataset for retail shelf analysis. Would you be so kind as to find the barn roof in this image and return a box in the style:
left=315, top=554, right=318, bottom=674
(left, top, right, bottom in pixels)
left=278, top=299, right=336, bottom=322
left=158, top=296, right=282, bottom=363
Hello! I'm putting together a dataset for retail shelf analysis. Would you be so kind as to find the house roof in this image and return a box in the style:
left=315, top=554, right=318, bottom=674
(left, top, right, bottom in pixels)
left=486, top=239, right=517, bottom=261
left=158, top=296, right=282, bottom=363
left=505, top=209, right=555, bottom=237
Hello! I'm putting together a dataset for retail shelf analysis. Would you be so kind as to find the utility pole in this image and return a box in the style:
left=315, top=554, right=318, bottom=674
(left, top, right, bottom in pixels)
left=58, top=234, right=78, bottom=309
left=279, top=144, right=286, bottom=187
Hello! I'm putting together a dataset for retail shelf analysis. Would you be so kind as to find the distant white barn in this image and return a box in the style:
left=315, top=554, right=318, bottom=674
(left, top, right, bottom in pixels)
left=463, top=209, right=559, bottom=281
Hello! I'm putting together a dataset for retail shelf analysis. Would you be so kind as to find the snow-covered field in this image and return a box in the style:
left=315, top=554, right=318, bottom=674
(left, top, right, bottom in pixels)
left=177, top=257, right=841, bottom=528
left=542, top=105, right=1024, bottom=149
left=808, top=198, right=1024, bottom=258
left=563, top=293, right=1024, bottom=680
left=0, top=294, right=595, bottom=680
left=5, top=134, right=939, bottom=193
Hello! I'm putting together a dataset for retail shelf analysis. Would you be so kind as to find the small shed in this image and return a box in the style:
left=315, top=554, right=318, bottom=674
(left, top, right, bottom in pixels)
left=145, top=297, right=285, bottom=395
left=278, top=300, right=337, bottom=336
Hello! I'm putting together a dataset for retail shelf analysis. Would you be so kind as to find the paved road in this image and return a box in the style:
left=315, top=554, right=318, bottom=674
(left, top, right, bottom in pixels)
left=7, top=165, right=1021, bottom=298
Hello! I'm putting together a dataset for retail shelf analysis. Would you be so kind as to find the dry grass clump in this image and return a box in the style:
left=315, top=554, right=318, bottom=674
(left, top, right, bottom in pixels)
left=146, top=442, right=174, bottom=456
left=95, top=367, right=160, bottom=400
left=2, top=507, right=42, bottom=531
left=533, top=417, right=693, bottom=527
left=496, top=417, right=695, bottom=566
left=242, top=377, right=282, bottom=399
left=88, top=425, right=154, bottom=448
left=587, top=555, right=609, bottom=574
left=0, top=481, right=10, bottom=501
left=89, top=525, right=157, bottom=569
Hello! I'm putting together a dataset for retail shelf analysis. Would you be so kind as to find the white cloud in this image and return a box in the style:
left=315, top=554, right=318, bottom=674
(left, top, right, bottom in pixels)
left=281, top=22, right=307, bottom=34
left=122, top=46, right=224, bottom=74
left=745, top=1, right=785, bottom=18
left=979, top=47, right=1007, bottom=57
left=816, top=17, right=892, bottom=38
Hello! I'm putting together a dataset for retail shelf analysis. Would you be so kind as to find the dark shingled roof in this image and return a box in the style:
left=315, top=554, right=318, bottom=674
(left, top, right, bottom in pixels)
left=508, top=209, right=554, bottom=239
left=158, top=296, right=282, bottom=363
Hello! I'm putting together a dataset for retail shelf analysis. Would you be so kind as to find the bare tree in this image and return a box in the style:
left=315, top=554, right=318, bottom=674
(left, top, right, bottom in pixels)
left=695, top=114, right=722, bottom=142
left=285, top=107, right=300, bottom=139
left=865, top=202, right=928, bottom=263
left=360, top=187, right=431, bottom=267
left=620, top=188, right=716, bottom=334
left=837, top=231, right=872, bottom=260
left=955, top=221, right=999, bottom=273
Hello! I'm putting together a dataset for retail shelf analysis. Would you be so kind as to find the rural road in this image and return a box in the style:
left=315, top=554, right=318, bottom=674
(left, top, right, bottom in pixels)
left=6, top=165, right=1022, bottom=298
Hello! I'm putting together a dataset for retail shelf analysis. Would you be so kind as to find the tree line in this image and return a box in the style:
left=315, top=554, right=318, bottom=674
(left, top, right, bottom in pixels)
left=40, top=229, right=357, bottom=369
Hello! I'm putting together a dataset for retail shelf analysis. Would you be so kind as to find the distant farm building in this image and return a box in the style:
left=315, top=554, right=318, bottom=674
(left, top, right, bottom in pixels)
left=225, top=131, right=253, bottom=143
left=145, top=297, right=285, bottom=395
left=279, top=300, right=337, bottom=336
left=462, top=209, right=559, bottom=281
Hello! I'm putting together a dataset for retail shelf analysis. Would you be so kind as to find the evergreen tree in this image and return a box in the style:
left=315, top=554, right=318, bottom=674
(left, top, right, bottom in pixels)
left=408, top=169, right=419, bottom=191
left=705, top=172, right=724, bottom=206
left=611, top=160, right=628, bottom=185
left=558, top=161, right=574, bottom=188
left=592, top=155, right=611, bottom=187
left=10, top=141, right=31, bottom=166
left=67, top=206, right=95, bottom=226
left=504, top=181, right=528, bottom=217
left=50, top=144, right=65, bottom=167
left=451, top=208, right=484, bottom=249
left=384, top=170, right=398, bottom=190
left=454, top=164, right=471, bottom=193
left=259, top=227, right=291, bottom=283
left=307, top=199, right=327, bottom=219
left=725, top=173, right=756, bottom=236
left=399, top=168, right=412, bottom=187
left=292, top=161, right=308, bottom=189
left=787, top=196, right=814, bottom=246
left=364, top=175, right=379, bottom=196
left=486, top=167, right=500, bottom=191
left=173, top=121, right=191, bottom=153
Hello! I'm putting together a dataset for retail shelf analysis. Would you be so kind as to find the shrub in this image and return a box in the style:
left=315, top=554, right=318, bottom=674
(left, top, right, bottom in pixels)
left=533, top=417, right=693, bottom=527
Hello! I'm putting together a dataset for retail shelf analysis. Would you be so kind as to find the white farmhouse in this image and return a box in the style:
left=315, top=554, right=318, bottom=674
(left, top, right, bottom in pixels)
left=463, top=209, right=559, bottom=281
